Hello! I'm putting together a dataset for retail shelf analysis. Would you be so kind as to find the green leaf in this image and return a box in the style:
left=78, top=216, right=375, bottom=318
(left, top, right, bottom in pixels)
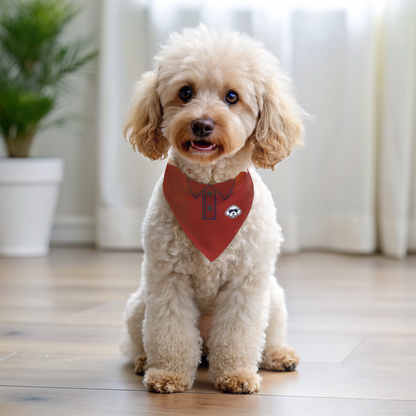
left=0, top=0, right=98, bottom=157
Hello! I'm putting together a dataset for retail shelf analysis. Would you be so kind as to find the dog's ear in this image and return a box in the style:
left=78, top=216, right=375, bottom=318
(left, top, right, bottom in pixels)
left=124, top=71, right=169, bottom=160
left=251, top=73, right=304, bottom=170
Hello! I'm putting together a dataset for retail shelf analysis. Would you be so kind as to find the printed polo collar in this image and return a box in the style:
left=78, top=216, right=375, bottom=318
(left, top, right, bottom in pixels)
left=186, top=177, right=236, bottom=200
left=168, top=159, right=244, bottom=200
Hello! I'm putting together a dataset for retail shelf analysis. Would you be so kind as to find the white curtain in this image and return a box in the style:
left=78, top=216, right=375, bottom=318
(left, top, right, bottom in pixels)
left=97, top=0, right=416, bottom=259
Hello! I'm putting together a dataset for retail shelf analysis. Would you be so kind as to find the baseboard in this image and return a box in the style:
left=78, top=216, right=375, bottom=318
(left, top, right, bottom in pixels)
left=51, top=216, right=95, bottom=245
left=50, top=214, right=415, bottom=254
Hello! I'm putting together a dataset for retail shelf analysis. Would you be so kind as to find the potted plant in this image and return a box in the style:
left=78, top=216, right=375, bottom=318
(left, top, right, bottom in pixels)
left=0, top=0, right=97, bottom=257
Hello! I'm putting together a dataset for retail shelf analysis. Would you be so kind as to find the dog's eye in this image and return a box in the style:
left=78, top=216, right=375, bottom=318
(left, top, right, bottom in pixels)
left=225, top=91, right=238, bottom=105
left=179, top=86, right=193, bottom=102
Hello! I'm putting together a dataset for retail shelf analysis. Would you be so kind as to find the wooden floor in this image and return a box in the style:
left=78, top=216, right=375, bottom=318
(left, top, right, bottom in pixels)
left=0, top=248, right=415, bottom=415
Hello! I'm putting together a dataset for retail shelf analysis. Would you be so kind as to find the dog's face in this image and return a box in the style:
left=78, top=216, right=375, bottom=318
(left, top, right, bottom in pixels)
left=225, top=205, right=242, bottom=219
left=157, top=54, right=258, bottom=165
left=124, top=25, right=304, bottom=169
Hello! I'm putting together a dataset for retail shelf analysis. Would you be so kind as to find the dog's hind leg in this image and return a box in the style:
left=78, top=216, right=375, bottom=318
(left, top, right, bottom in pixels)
left=121, top=275, right=147, bottom=375
left=260, top=276, right=299, bottom=372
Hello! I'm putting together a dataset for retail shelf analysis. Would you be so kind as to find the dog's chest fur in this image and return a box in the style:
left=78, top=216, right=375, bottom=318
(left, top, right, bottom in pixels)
left=143, top=168, right=282, bottom=315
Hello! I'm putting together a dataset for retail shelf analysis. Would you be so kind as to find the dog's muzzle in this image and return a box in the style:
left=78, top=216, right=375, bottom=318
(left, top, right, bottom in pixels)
left=191, top=118, right=215, bottom=137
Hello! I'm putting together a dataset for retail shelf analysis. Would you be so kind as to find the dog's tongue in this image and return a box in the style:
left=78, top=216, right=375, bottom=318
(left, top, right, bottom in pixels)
left=191, top=141, right=215, bottom=151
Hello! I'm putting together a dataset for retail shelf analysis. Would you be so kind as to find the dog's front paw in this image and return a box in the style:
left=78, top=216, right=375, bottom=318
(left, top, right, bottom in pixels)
left=261, top=346, right=300, bottom=372
left=215, top=370, right=261, bottom=394
left=134, top=354, right=147, bottom=376
left=143, top=367, right=193, bottom=393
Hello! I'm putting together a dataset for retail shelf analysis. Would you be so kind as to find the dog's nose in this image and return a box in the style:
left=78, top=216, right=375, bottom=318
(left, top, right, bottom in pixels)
left=191, top=118, right=215, bottom=137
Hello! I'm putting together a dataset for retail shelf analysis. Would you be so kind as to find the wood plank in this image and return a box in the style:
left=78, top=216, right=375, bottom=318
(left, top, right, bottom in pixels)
left=0, top=286, right=133, bottom=308
left=288, top=314, right=416, bottom=335
left=0, top=325, right=121, bottom=355
left=0, top=301, right=125, bottom=327
left=0, top=304, right=106, bottom=325
left=0, top=352, right=17, bottom=362
left=287, top=332, right=365, bottom=363
left=62, top=302, right=125, bottom=327
left=1, top=386, right=415, bottom=416
left=259, top=363, right=416, bottom=400
left=1, top=249, right=415, bottom=413
left=343, top=335, right=416, bottom=365
left=1, top=352, right=414, bottom=400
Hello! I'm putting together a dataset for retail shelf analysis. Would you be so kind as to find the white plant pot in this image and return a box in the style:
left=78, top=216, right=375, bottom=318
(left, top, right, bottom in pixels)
left=0, top=158, right=63, bottom=257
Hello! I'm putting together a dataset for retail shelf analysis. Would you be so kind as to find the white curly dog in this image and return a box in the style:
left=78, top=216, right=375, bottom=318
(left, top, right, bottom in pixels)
left=121, top=25, right=304, bottom=394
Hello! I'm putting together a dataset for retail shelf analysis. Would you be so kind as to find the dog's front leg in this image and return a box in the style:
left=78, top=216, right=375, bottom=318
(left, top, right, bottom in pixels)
left=142, top=271, right=201, bottom=393
left=208, top=277, right=269, bottom=394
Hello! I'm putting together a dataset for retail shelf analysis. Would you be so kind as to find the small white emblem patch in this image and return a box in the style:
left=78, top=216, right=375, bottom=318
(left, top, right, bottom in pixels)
left=225, top=205, right=242, bottom=219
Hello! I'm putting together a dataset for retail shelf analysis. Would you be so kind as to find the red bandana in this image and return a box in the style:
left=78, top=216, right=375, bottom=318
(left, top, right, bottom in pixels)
left=163, top=164, right=254, bottom=261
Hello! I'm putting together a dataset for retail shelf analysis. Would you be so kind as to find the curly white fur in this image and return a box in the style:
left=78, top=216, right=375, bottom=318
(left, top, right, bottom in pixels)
left=121, top=25, right=303, bottom=394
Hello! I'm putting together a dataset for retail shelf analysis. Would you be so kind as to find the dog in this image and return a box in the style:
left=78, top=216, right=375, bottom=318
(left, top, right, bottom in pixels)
left=121, top=25, right=304, bottom=394
left=225, top=205, right=242, bottom=219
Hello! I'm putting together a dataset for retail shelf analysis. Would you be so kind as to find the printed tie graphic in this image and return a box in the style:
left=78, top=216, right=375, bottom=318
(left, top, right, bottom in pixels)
left=163, top=164, right=254, bottom=261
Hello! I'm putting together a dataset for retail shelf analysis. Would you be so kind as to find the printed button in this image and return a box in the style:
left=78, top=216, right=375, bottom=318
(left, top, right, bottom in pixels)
left=207, top=206, right=213, bottom=211
left=207, top=190, right=213, bottom=196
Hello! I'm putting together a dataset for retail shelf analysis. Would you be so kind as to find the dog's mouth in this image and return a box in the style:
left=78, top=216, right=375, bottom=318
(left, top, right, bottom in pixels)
left=183, top=140, right=219, bottom=153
